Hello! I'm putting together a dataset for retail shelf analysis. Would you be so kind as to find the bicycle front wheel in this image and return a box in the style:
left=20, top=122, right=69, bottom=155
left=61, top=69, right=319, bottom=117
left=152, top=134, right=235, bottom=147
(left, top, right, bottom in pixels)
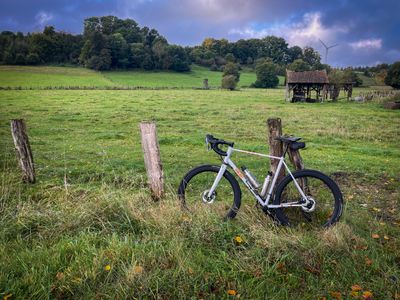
left=177, top=165, right=242, bottom=219
left=273, top=169, right=343, bottom=227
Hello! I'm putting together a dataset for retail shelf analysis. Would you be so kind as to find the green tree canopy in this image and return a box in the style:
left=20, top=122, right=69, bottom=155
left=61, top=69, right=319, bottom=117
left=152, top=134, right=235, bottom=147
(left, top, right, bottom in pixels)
left=385, top=61, right=400, bottom=89
left=252, top=60, right=279, bottom=88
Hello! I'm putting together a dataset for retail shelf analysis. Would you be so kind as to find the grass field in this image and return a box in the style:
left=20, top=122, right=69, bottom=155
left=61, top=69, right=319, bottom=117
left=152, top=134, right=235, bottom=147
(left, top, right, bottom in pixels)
left=0, top=65, right=285, bottom=89
left=0, top=66, right=114, bottom=88
left=0, top=67, right=399, bottom=299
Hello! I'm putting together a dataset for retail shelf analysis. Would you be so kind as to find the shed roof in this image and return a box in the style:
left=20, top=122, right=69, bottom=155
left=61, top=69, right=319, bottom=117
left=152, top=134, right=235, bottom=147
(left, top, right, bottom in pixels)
left=286, top=70, right=329, bottom=84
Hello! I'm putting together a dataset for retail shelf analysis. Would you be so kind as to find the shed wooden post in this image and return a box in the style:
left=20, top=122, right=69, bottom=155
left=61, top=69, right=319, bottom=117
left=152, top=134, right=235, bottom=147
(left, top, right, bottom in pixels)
left=139, top=122, right=164, bottom=200
left=10, top=119, right=35, bottom=183
left=267, top=118, right=285, bottom=182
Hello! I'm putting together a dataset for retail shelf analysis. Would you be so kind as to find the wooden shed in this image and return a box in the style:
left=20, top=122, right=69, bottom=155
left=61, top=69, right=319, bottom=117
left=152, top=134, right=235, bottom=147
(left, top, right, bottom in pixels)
left=285, top=70, right=329, bottom=102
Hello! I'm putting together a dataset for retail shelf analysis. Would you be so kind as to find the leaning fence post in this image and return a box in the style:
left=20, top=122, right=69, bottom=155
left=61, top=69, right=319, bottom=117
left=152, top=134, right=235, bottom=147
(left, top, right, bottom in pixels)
left=10, top=119, right=36, bottom=183
left=139, top=121, right=164, bottom=200
left=267, top=118, right=285, bottom=183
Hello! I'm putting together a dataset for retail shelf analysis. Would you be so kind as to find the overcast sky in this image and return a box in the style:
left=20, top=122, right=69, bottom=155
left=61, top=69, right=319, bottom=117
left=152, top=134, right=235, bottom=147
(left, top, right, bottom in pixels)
left=1, top=0, right=399, bottom=66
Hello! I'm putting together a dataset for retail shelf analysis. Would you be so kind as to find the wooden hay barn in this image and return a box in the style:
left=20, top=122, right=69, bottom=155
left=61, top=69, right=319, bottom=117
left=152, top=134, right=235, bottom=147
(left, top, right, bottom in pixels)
left=285, top=70, right=329, bottom=102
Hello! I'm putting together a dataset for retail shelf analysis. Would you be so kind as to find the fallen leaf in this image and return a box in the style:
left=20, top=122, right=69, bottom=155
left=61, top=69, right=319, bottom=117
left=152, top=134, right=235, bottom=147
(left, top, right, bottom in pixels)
left=55, top=272, right=65, bottom=280
left=329, top=291, right=342, bottom=299
left=276, top=262, right=287, bottom=273
left=371, top=233, right=380, bottom=239
left=351, top=284, right=362, bottom=292
left=372, top=207, right=381, bottom=212
left=362, top=291, right=373, bottom=299
left=305, top=265, right=321, bottom=275
left=350, top=291, right=359, bottom=297
left=379, top=222, right=385, bottom=226
left=365, top=257, right=373, bottom=266
left=384, top=235, right=390, bottom=240
left=188, top=267, right=194, bottom=275
left=3, top=294, right=12, bottom=300
left=227, top=289, right=237, bottom=296
left=133, top=265, right=143, bottom=274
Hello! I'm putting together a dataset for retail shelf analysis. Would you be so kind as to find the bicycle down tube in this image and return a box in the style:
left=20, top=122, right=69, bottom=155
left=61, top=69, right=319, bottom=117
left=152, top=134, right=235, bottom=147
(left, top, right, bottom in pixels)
left=206, top=146, right=308, bottom=208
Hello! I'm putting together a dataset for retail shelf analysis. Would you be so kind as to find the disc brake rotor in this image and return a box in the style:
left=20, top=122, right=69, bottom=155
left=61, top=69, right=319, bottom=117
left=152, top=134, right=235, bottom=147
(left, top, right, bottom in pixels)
left=202, top=190, right=216, bottom=204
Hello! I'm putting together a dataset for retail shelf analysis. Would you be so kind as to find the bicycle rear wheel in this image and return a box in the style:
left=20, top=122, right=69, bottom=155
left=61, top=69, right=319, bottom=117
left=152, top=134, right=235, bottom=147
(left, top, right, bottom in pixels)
left=177, top=165, right=242, bottom=219
left=273, top=169, right=343, bottom=227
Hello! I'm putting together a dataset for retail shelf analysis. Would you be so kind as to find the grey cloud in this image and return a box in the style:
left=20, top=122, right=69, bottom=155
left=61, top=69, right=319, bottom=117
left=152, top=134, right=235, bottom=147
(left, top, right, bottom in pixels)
left=0, top=0, right=399, bottom=65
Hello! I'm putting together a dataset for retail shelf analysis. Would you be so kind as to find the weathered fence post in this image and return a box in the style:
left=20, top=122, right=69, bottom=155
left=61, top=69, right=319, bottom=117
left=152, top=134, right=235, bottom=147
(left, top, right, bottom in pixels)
left=267, top=118, right=285, bottom=182
left=203, top=78, right=209, bottom=90
left=139, top=121, right=164, bottom=200
left=10, top=119, right=36, bottom=183
left=288, top=147, right=304, bottom=171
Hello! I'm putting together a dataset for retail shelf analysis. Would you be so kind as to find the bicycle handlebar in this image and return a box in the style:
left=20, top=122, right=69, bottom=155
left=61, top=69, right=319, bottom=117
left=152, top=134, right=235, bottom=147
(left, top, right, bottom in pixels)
left=206, top=134, right=234, bottom=156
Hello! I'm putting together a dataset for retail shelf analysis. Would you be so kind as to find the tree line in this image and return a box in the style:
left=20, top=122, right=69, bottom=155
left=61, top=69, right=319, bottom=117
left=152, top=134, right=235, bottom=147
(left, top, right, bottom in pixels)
left=0, top=15, right=323, bottom=73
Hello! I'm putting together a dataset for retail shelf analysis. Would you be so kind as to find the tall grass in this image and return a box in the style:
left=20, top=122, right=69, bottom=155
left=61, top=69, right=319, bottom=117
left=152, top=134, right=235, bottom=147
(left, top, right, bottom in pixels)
left=0, top=68, right=399, bottom=298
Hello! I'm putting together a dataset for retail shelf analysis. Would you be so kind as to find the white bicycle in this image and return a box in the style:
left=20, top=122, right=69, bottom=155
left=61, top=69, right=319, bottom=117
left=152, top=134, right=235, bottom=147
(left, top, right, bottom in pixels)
left=178, top=134, right=343, bottom=227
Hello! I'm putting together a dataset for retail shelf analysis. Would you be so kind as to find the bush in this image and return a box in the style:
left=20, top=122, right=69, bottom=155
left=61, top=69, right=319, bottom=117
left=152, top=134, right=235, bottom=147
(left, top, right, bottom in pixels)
left=223, top=62, right=240, bottom=82
left=221, top=75, right=237, bottom=90
left=385, top=61, right=400, bottom=89
left=252, top=61, right=279, bottom=88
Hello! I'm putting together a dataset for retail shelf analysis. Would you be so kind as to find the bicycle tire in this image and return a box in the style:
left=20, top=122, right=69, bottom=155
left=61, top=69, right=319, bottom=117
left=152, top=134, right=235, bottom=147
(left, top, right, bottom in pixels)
left=273, top=169, right=343, bottom=227
left=177, top=165, right=242, bottom=219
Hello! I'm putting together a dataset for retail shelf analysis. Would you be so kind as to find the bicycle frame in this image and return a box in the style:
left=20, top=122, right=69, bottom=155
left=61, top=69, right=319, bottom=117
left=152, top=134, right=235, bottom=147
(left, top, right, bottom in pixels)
left=207, top=146, right=308, bottom=208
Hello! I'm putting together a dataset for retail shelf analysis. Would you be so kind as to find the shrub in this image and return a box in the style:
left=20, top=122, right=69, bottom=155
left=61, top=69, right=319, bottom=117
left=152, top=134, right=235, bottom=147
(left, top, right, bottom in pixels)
left=252, top=61, right=279, bottom=88
left=221, top=75, right=237, bottom=90
left=223, top=62, right=240, bottom=82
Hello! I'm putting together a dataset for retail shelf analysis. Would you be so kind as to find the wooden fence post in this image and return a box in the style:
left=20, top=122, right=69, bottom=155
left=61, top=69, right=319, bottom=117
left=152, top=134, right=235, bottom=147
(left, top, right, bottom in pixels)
left=288, top=148, right=305, bottom=171
left=10, top=119, right=36, bottom=183
left=267, top=118, right=285, bottom=182
left=203, top=78, right=209, bottom=90
left=139, top=121, right=164, bottom=200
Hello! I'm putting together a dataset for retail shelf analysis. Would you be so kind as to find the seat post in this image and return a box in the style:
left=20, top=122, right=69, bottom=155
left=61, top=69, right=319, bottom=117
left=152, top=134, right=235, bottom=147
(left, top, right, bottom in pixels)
left=283, top=143, right=290, bottom=157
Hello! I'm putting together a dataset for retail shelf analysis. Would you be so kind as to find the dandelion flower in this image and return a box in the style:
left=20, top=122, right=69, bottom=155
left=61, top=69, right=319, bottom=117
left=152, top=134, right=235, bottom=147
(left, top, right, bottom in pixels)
left=104, top=264, right=111, bottom=271
left=227, top=289, right=237, bottom=296
left=234, top=236, right=243, bottom=244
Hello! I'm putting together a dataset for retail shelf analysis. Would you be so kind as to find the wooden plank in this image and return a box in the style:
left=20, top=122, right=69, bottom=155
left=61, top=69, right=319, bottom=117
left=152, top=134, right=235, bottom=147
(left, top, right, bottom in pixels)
left=10, top=119, right=36, bottom=183
left=267, top=118, right=285, bottom=183
left=139, top=121, right=164, bottom=200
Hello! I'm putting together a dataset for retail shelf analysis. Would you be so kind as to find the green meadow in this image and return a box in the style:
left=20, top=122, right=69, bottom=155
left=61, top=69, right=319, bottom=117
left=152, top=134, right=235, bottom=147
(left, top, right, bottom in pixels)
left=0, top=65, right=286, bottom=89
left=0, top=66, right=399, bottom=299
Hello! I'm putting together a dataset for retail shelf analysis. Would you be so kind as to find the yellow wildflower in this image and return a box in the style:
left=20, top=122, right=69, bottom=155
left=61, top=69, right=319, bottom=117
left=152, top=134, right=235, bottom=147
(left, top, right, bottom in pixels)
left=234, top=236, right=243, bottom=244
